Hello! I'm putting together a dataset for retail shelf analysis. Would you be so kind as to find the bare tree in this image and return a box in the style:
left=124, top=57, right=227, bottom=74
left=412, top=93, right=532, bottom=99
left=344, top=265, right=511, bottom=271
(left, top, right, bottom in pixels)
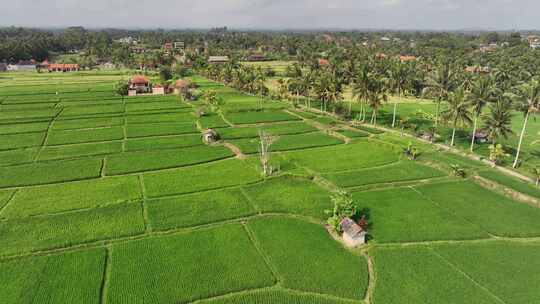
left=258, top=130, right=279, bottom=177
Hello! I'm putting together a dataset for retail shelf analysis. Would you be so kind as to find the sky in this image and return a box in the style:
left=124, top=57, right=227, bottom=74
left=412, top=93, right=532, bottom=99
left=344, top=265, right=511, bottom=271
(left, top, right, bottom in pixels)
left=1, top=0, right=539, bottom=30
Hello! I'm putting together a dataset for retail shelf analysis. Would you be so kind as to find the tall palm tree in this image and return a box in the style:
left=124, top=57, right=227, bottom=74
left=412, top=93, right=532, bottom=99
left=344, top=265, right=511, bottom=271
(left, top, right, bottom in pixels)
left=389, top=61, right=411, bottom=128
left=511, top=78, right=540, bottom=168
left=352, top=65, right=370, bottom=122
left=441, top=87, right=472, bottom=146
left=467, top=76, right=497, bottom=152
left=367, top=75, right=388, bottom=126
left=423, top=62, right=457, bottom=127
left=483, top=98, right=513, bottom=145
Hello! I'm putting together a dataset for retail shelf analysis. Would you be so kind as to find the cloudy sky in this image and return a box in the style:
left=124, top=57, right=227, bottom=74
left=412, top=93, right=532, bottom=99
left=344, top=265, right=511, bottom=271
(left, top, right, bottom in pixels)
left=2, top=0, right=539, bottom=30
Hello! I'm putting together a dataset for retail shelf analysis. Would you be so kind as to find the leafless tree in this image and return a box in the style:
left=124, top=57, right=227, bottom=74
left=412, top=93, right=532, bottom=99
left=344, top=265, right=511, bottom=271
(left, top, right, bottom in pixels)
left=258, top=130, right=279, bottom=177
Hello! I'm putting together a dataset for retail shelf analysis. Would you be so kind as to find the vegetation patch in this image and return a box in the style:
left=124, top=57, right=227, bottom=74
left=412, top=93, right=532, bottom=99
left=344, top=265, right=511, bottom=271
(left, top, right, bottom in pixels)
left=477, top=170, right=540, bottom=200
left=143, top=159, right=261, bottom=198
left=39, top=141, right=123, bottom=161
left=47, top=127, right=124, bottom=145
left=147, top=188, right=255, bottom=230
left=0, top=158, right=102, bottom=188
left=0, top=132, right=45, bottom=150
left=242, top=175, right=332, bottom=219
left=225, top=110, right=300, bottom=125
left=0, top=203, right=145, bottom=256
left=3, top=176, right=142, bottom=219
left=199, top=114, right=230, bottom=128
left=53, top=116, right=124, bottom=131
left=229, top=132, right=343, bottom=154
left=323, top=161, right=446, bottom=188
left=334, top=129, right=370, bottom=138
left=198, top=289, right=362, bottom=304
left=248, top=217, right=368, bottom=300
left=126, top=101, right=186, bottom=113
left=107, top=224, right=275, bottom=304
left=126, top=112, right=195, bottom=124
left=415, top=181, right=540, bottom=237
left=0, top=121, right=49, bottom=135
left=126, top=122, right=198, bottom=138
left=0, top=248, right=106, bottom=304
left=0, top=148, right=39, bottom=166
left=125, top=134, right=203, bottom=151
left=351, top=187, right=489, bottom=243
left=218, top=122, right=317, bottom=140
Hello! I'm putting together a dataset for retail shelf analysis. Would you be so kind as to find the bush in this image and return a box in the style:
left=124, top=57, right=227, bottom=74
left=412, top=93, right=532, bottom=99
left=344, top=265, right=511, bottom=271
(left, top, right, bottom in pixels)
left=325, top=191, right=357, bottom=233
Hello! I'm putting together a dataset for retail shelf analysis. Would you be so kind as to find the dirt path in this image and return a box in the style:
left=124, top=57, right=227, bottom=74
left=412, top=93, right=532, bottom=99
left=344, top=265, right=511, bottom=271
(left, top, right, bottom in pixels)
left=223, top=142, right=247, bottom=160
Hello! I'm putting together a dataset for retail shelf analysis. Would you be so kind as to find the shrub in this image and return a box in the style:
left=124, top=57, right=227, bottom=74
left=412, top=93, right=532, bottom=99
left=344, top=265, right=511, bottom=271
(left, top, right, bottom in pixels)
left=325, top=191, right=356, bottom=233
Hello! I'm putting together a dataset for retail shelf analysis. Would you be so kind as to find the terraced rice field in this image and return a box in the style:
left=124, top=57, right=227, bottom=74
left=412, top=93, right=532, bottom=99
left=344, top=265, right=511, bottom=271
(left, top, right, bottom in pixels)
left=1, top=72, right=540, bottom=304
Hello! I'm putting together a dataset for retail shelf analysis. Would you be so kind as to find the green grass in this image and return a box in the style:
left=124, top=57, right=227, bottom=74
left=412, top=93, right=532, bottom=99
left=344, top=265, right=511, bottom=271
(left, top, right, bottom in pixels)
left=53, top=116, right=124, bottom=130
left=0, top=148, right=39, bottom=166
left=0, top=121, right=50, bottom=134
left=0, top=109, right=59, bottom=123
left=323, top=161, right=446, bottom=188
left=199, top=114, right=230, bottom=128
left=125, top=101, right=186, bottom=113
left=143, top=159, right=261, bottom=198
left=334, top=128, right=370, bottom=138
left=198, top=289, right=362, bottom=303
left=248, top=217, right=368, bottom=300
left=47, top=127, right=124, bottom=145
left=0, top=132, right=45, bottom=150
left=415, top=181, right=540, bottom=237
left=226, top=110, right=300, bottom=125
left=2, top=176, right=142, bottom=219
left=283, top=141, right=399, bottom=173
left=60, top=104, right=124, bottom=117
left=351, top=187, right=489, bottom=243
left=126, top=122, right=198, bottom=138
left=106, top=224, right=275, bottom=304
left=0, top=248, right=106, bottom=304
left=0, top=158, right=102, bottom=188
left=0, top=189, right=15, bottom=210
left=242, top=175, right=332, bottom=219
left=352, top=125, right=385, bottom=134
left=147, top=188, right=256, bottom=230
left=218, top=122, right=317, bottom=140
left=39, top=141, right=123, bottom=161
left=105, top=145, right=234, bottom=175
left=229, top=132, right=343, bottom=154
left=477, top=170, right=540, bottom=200
left=125, top=134, right=203, bottom=151
left=126, top=112, right=195, bottom=124
left=371, top=246, right=500, bottom=304
left=0, top=203, right=145, bottom=256
left=434, top=241, right=540, bottom=304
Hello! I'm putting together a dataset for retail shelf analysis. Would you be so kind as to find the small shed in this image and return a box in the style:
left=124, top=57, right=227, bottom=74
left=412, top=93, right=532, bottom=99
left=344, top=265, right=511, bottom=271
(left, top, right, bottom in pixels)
left=474, top=130, right=489, bottom=143
left=202, top=129, right=219, bottom=144
left=340, top=217, right=367, bottom=248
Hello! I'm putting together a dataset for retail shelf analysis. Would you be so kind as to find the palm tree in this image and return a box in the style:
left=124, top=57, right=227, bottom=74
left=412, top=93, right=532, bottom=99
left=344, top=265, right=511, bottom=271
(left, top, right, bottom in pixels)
left=511, top=78, right=540, bottom=168
left=467, top=76, right=497, bottom=152
left=352, top=65, right=370, bottom=122
left=389, top=61, right=411, bottom=128
left=483, top=98, right=513, bottom=145
left=423, top=62, right=457, bottom=127
left=367, top=75, right=388, bottom=126
left=441, top=87, right=472, bottom=146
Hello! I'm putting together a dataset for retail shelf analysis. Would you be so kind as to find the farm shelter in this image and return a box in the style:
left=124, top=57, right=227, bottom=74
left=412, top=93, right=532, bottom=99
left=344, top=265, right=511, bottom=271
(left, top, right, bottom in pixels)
left=203, top=129, right=220, bottom=144
left=474, top=130, right=489, bottom=143
left=47, top=63, right=80, bottom=72
left=129, top=75, right=151, bottom=94
left=340, top=217, right=367, bottom=247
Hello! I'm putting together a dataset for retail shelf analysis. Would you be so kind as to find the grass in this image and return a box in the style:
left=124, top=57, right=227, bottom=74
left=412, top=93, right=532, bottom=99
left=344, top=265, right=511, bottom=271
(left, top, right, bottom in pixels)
left=147, top=188, right=256, bottom=230
left=477, top=169, right=540, bottom=200
left=107, top=224, right=275, bottom=304
left=53, top=116, right=124, bottom=130
left=0, top=248, right=106, bottom=304
left=126, top=112, right=195, bottom=124
left=323, top=161, right=446, bottom=188
left=229, top=132, right=343, bottom=155
left=242, top=175, right=332, bottom=219
left=0, top=203, right=145, bottom=256
left=248, top=217, right=368, bottom=300
left=0, top=158, right=102, bottom=188
left=225, top=110, right=300, bottom=125
left=105, top=145, right=234, bottom=175
left=143, top=159, right=262, bottom=198
left=0, top=132, right=45, bottom=150
left=283, top=141, right=399, bottom=173
left=0, top=121, right=50, bottom=134
left=125, top=134, right=203, bottom=151
left=0, top=189, right=15, bottom=210
left=415, top=181, right=540, bottom=237
left=218, top=122, right=317, bottom=140
left=434, top=241, right=540, bottom=304
left=125, top=101, right=186, bottom=113
left=198, top=289, right=362, bottom=304
left=0, top=148, right=39, bottom=166
left=199, top=114, right=230, bottom=128
left=371, top=246, right=499, bottom=304
left=351, top=187, right=489, bottom=243
left=126, top=122, right=198, bottom=138
left=2, top=176, right=142, bottom=219
left=47, top=127, right=124, bottom=145
left=39, top=141, right=123, bottom=161
left=334, top=128, right=370, bottom=138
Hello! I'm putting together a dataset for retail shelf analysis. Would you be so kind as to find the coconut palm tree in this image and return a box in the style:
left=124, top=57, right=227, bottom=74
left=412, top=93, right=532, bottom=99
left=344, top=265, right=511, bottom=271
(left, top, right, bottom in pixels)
left=352, top=64, right=371, bottom=122
left=423, top=62, right=457, bottom=127
left=367, top=75, right=388, bottom=126
left=511, top=78, right=540, bottom=168
left=483, top=97, right=513, bottom=145
left=389, top=61, right=411, bottom=128
left=441, top=86, right=472, bottom=146
left=467, top=76, right=497, bottom=152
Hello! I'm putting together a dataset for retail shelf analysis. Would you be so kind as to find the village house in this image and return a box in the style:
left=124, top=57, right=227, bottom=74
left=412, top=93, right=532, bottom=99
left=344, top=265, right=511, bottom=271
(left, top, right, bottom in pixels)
left=474, top=130, right=489, bottom=144
left=529, top=36, right=540, bottom=49
left=7, top=60, right=37, bottom=71
left=131, top=46, right=147, bottom=54
left=151, top=84, right=166, bottom=95
left=128, top=75, right=151, bottom=96
left=47, top=63, right=80, bottom=72
left=208, top=56, right=230, bottom=64
left=340, top=217, right=367, bottom=248
left=174, top=41, right=185, bottom=50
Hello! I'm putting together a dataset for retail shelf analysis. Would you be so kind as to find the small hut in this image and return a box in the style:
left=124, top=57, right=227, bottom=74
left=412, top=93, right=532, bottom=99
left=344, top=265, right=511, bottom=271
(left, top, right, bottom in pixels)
left=202, top=129, right=219, bottom=144
left=474, top=130, right=489, bottom=143
left=340, top=217, right=367, bottom=248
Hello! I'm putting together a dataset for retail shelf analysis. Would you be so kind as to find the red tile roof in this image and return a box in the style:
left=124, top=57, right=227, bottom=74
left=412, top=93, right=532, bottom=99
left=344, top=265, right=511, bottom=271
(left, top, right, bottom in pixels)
left=131, top=75, right=150, bottom=85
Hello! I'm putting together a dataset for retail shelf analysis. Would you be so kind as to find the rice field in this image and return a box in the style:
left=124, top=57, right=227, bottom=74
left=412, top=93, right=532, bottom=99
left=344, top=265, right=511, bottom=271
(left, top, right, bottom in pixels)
left=1, top=71, right=539, bottom=303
